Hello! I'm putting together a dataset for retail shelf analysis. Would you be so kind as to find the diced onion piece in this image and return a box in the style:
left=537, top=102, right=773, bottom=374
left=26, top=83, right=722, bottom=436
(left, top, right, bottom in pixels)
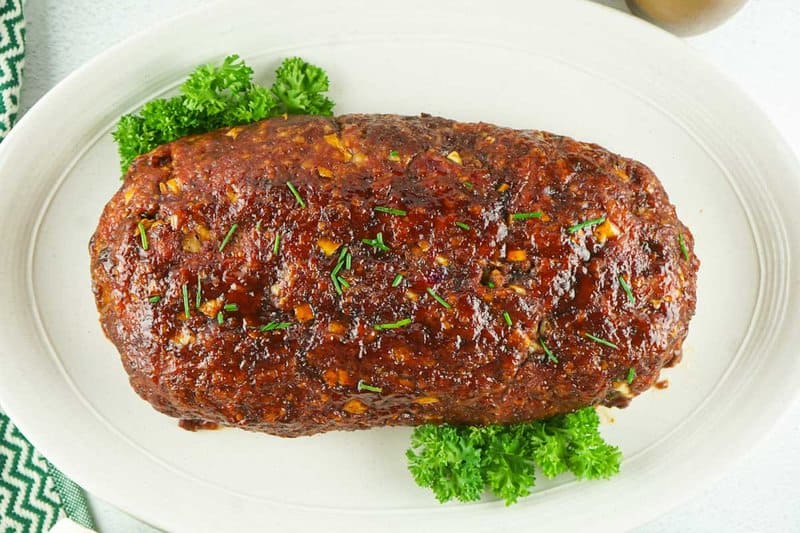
left=507, top=249, right=528, bottom=262
left=446, top=151, right=463, bottom=165
left=317, top=238, right=341, bottom=256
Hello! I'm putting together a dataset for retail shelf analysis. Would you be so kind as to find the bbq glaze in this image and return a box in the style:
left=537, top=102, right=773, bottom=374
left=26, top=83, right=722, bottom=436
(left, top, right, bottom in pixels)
left=90, top=114, right=698, bottom=437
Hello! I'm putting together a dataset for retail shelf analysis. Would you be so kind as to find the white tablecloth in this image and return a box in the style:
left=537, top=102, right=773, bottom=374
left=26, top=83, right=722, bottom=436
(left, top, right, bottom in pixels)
left=20, top=1, right=799, bottom=531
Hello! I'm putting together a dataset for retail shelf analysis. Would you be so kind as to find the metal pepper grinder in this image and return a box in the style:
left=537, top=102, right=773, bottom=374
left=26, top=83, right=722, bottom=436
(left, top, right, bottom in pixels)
left=625, top=0, right=749, bottom=36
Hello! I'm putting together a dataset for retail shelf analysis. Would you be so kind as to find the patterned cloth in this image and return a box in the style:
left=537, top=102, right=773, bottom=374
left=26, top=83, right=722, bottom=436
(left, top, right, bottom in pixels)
left=0, top=0, right=24, bottom=140
left=0, top=412, right=95, bottom=531
left=0, top=1, right=96, bottom=531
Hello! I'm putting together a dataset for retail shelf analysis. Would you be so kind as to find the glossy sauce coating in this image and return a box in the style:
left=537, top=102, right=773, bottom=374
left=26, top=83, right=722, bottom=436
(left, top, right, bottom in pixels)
left=90, top=114, right=698, bottom=437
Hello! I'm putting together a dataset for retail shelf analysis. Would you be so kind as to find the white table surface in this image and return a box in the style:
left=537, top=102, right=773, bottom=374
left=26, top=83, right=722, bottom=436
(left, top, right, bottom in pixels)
left=19, top=0, right=800, bottom=531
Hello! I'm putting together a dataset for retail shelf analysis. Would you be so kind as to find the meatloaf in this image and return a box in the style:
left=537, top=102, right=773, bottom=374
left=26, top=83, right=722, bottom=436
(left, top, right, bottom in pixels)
left=90, top=114, right=698, bottom=437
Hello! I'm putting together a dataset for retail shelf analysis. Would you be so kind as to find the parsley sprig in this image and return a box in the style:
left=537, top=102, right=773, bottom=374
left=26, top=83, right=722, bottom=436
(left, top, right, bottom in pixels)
left=407, top=407, right=621, bottom=505
left=113, top=55, right=334, bottom=173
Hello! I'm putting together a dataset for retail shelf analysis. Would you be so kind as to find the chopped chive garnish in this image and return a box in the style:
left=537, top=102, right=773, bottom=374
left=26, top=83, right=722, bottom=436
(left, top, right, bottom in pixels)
left=568, top=216, right=606, bottom=234
left=259, top=321, right=292, bottom=332
left=374, top=317, right=412, bottom=330
left=391, top=274, right=404, bottom=287
left=138, top=221, right=149, bottom=250
left=678, top=233, right=689, bottom=261
left=223, top=303, right=238, bottom=312
left=148, top=295, right=161, bottom=304
left=463, top=181, right=473, bottom=190
left=455, top=221, right=471, bottom=230
left=218, top=223, right=238, bottom=252
left=584, top=333, right=618, bottom=349
left=345, top=252, right=352, bottom=270
left=195, top=277, right=202, bottom=309
left=273, top=233, right=281, bottom=255
left=286, top=180, right=306, bottom=208
left=540, top=338, right=558, bottom=363
left=502, top=311, right=513, bottom=326
left=374, top=206, right=407, bottom=216
left=362, top=232, right=390, bottom=252
left=389, top=150, right=399, bottom=159
left=182, top=283, right=190, bottom=319
left=486, top=281, right=496, bottom=289
left=511, top=212, right=543, bottom=221
left=357, top=380, right=383, bottom=393
left=619, top=275, right=635, bottom=304
left=217, top=311, right=224, bottom=325
left=426, top=288, right=452, bottom=309
left=331, top=247, right=349, bottom=295
left=255, top=220, right=262, bottom=232
left=626, top=367, right=636, bottom=384
left=331, top=270, right=343, bottom=295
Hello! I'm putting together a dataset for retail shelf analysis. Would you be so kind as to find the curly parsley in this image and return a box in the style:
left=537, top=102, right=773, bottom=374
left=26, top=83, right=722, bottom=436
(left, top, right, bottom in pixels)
left=112, top=55, right=334, bottom=174
left=407, top=407, right=621, bottom=505
left=271, top=57, right=335, bottom=116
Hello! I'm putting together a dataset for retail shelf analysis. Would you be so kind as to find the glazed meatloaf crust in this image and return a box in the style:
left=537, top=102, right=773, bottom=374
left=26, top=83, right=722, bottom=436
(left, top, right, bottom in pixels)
left=90, top=114, right=698, bottom=437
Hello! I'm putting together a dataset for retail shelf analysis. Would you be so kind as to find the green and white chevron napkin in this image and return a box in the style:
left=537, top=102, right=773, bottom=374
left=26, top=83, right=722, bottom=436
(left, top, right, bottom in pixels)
left=0, top=0, right=24, bottom=140
left=0, top=412, right=95, bottom=531
left=0, top=1, right=96, bottom=531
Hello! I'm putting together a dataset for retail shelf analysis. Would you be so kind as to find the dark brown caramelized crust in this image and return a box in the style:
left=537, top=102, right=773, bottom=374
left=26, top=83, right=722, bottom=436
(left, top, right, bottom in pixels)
left=90, top=114, right=698, bottom=437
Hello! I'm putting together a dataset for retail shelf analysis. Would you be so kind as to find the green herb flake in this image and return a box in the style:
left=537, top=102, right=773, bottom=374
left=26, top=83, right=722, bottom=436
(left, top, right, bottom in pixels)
left=511, top=212, right=543, bottom=221
left=148, top=295, right=161, bottom=304
left=357, top=380, right=383, bottom=393
left=223, top=303, right=239, bottom=312
left=567, top=216, right=606, bottom=234
left=584, top=333, right=618, bottom=349
left=362, top=232, right=390, bottom=252
left=406, top=407, right=621, bottom=506
left=345, top=252, right=352, bottom=270
left=273, top=233, right=281, bottom=256
left=255, top=220, right=262, bottom=232
left=218, top=223, right=238, bottom=252
left=195, top=277, right=202, bottom=309
left=388, top=149, right=400, bottom=160
left=374, top=318, right=413, bottom=330
left=540, top=338, right=558, bottom=363
left=259, top=321, right=292, bottom=332
left=286, top=180, right=306, bottom=208
left=374, top=206, right=407, bottom=216
left=486, top=281, right=495, bottom=289
left=502, top=311, right=513, bottom=327
left=626, top=367, right=636, bottom=384
left=330, top=246, right=350, bottom=295
left=463, top=181, right=473, bottom=190
left=455, top=221, right=471, bottom=231
left=426, top=288, right=452, bottom=310
left=217, top=311, right=224, bottom=325
left=391, top=274, right=404, bottom=287
left=678, top=233, right=690, bottom=261
left=182, top=283, right=190, bottom=319
left=330, top=272, right=342, bottom=295
left=138, top=221, right=149, bottom=250
left=619, top=275, right=635, bottom=304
